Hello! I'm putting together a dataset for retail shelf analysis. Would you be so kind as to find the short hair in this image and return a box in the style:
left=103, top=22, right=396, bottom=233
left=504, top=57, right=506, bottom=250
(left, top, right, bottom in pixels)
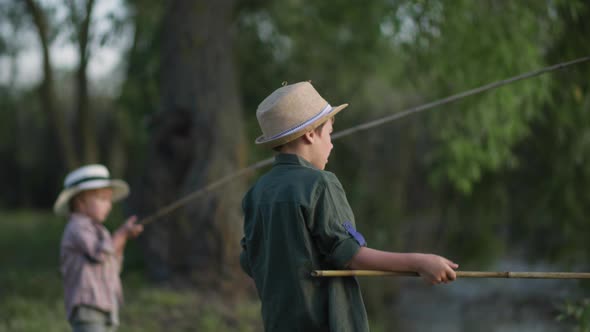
left=68, top=192, right=85, bottom=212
left=273, top=117, right=334, bottom=152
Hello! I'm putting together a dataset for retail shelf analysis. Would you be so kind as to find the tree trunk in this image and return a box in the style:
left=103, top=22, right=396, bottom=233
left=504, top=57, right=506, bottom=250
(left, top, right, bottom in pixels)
left=136, top=0, right=246, bottom=285
left=25, top=0, right=79, bottom=169
left=68, top=0, right=99, bottom=163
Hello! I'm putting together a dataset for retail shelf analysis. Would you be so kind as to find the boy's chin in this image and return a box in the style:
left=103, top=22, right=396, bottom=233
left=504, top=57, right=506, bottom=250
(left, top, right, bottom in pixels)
left=92, top=216, right=107, bottom=223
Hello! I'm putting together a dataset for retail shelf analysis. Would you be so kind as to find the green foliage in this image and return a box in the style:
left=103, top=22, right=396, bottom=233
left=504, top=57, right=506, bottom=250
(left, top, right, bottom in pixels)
left=390, top=0, right=554, bottom=194
left=557, top=298, right=590, bottom=332
left=116, top=0, right=166, bottom=177
left=501, top=0, right=590, bottom=264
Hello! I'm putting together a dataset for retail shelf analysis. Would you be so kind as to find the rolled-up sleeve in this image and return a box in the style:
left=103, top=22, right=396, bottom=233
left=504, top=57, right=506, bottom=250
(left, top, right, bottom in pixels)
left=309, top=173, right=365, bottom=269
left=67, top=221, right=114, bottom=264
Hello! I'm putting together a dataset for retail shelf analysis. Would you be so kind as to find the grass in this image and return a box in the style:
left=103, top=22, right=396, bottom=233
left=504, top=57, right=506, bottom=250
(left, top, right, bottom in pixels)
left=0, top=210, right=262, bottom=332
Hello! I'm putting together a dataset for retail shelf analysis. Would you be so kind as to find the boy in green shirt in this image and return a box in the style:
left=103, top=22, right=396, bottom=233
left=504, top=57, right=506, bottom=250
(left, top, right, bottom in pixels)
left=240, top=81, right=459, bottom=331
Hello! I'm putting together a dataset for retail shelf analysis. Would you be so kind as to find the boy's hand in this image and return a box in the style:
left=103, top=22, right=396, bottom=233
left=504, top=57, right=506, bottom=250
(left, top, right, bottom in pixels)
left=416, top=254, right=459, bottom=285
left=121, top=215, right=143, bottom=239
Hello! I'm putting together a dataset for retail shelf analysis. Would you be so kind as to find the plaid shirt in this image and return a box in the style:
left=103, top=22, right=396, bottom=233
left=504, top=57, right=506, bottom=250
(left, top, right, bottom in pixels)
left=60, top=213, right=123, bottom=322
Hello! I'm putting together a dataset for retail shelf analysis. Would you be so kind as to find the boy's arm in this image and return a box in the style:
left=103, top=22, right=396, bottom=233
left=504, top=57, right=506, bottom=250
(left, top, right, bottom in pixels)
left=68, top=220, right=113, bottom=263
left=112, top=216, right=143, bottom=257
left=347, top=247, right=459, bottom=285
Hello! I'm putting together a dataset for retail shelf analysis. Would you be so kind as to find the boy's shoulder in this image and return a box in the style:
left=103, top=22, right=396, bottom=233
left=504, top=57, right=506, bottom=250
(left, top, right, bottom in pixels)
left=316, top=169, right=341, bottom=186
left=247, top=166, right=343, bottom=201
left=64, top=214, right=95, bottom=231
left=297, top=166, right=342, bottom=188
left=271, top=161, right=341, bottom=186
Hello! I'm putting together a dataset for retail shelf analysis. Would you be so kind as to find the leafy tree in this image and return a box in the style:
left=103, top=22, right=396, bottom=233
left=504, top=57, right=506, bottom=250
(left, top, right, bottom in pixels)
left=506, top=0, right=590, bottom=264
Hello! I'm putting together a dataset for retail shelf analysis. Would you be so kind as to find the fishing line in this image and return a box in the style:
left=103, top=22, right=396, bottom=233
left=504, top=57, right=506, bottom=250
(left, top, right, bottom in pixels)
left=139, top=55, right=590, bottom=225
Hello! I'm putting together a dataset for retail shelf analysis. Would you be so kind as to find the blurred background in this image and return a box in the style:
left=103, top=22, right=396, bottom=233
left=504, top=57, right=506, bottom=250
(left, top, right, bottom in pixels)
left=1, top=0, right=590, bottom=331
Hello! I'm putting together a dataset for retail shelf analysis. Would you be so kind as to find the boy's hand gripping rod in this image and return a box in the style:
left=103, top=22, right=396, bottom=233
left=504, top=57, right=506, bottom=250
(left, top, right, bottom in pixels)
left=311, top=270, right=590, bottom=279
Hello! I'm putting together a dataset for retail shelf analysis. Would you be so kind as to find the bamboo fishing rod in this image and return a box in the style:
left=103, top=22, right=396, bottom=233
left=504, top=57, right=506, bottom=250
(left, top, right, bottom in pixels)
left=312, top=270, right=590, bottom=279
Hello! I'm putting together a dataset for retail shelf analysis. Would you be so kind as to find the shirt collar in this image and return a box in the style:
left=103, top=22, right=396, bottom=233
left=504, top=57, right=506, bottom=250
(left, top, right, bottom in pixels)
left=274, top=153, right=317, bottom=169
left=70, top=212, right=96, bottom=225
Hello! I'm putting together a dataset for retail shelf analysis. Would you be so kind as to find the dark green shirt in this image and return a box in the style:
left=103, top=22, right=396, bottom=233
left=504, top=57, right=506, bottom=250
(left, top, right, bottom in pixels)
left=240, top=153, right=369, bottom=332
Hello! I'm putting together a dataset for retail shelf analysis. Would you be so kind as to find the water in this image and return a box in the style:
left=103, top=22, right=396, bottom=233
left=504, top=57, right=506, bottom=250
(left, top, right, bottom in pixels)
left=389, top=259, right=583, bottom=331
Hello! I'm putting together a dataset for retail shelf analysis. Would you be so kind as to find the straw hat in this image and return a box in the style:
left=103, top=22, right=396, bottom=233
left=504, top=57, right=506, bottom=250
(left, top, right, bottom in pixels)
left=53, top=164, right=130, bottom=216
left=255, top=81, right=348, bottom=148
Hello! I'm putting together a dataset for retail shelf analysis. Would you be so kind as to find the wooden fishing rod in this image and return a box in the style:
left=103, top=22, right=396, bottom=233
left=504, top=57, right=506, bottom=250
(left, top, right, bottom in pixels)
left=311, top=270, right=590, bottom=279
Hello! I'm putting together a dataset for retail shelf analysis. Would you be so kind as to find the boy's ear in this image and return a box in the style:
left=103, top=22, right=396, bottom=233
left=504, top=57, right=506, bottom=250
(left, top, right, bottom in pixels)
left=301, top=130, right=315, bottom=144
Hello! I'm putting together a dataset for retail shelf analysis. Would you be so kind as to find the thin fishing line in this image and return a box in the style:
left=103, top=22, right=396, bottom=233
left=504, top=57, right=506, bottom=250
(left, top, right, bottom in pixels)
left=139, top=56, right=590, bottom=225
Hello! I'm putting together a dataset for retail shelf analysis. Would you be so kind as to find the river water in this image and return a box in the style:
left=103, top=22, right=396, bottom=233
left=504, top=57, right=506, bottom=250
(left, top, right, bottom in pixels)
left=387, top=260, right=585, bottom=331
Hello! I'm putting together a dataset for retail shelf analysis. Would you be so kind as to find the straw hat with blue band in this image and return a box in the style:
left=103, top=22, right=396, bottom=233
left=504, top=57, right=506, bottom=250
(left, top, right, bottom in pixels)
left=53, top=164, right=130, bottom=216
left=255, top=81, right=348, bottom=148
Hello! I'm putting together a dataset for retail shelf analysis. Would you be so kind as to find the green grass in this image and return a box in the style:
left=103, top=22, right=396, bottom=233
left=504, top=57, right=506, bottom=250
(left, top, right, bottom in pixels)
left=0, top=210, right=262, bottom=332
